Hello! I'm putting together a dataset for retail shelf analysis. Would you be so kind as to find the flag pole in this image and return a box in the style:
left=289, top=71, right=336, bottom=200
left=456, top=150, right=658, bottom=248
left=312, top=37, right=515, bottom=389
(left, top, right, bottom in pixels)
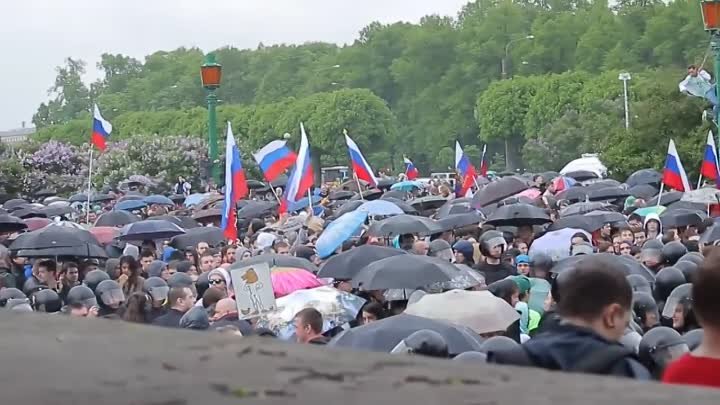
left=656, top=183, right=664, bottom=207
left=86, top=148, right=93, bottom=224
left=698, top=175, right=704, bottom=190
left=354, top=173, right=365, bottom=201
left=269, top=184, right=283, bottom=206
left=307, top=188, right=313, bottom=216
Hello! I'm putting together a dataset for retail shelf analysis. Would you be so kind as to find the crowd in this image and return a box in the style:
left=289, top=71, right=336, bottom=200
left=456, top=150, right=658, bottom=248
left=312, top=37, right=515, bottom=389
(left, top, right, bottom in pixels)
left=1, top=169, right=720, bottom=390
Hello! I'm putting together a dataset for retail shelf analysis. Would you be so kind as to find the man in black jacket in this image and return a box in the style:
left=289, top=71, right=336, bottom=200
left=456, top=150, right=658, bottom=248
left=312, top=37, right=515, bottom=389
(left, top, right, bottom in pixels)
left=474, top=230, right=515, bottom=284
left=211, top=298, right=253, bottom=336
left=152, top=286, right=196, bottom=328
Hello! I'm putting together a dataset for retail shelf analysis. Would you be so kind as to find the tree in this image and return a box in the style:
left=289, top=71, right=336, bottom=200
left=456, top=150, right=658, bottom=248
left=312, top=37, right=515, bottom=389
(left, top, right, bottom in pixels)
left=32, top=58, right=91, bottom=128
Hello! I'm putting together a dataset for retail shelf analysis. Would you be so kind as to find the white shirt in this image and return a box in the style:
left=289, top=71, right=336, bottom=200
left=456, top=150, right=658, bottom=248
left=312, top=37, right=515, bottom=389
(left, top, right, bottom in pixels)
left=679, top=69, right=713, bottom=97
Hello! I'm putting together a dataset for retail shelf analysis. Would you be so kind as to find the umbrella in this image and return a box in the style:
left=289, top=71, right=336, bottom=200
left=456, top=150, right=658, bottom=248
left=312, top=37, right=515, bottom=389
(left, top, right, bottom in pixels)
left=191, top=208, right=222, bottom=221
left=52, top=221, right=86, bottom=230
left=564, top=170, right=600, bottom=181
left=22, top=217, right=51, bottom=232
left=318, top=245, right=407, bottom=280
left=117, top=194, right=145, bottom=203
left=9, top=225, right=99, bottom=251
left=357, top=200, right=404, bottom=216
left=660, top=209, right=706, bottom=228
left=39, top=205, right=75, bottom=218
left=94, top=211, right=140, bottom=227
left=587, top=186, right=630, bottom=202
left=700, top=223, right=720, bottom=244
left=376, top=178, right=397, bottom=190
left=16, top=243, right=107, bottom=258
left=330, top=313, right=483, bottom=355
left=288, top=195, right=322, bottom=212
left=316, top=211, right=368, bottom=259
left=331, top=200, right=363, bottom=218
left=514, top=188, right=542, bottom=200
left=405, top=290, right=519, bottom=335
left=436, top=212, right=485, bottom=231
left=350, top=189, right=383, bottom=201
left=555, top=187, right=589, bottom=203
left=246, top=180, right=269, bottom=190
left=68, top=194, right=89, bottom=203
left=472, top=176, right=530, bottom=208
left=681, top=188, right=720, bottom=204
left=34, top=188, right=56, bottom=198
left=390, top=181, right=422, bottom=192
left=367, top=215, right=441, bottom=237
left=89, top=227, right=121, bottom=245
left=666, top=201, right=707, bottom=212
left=559, top=202, right=611, bottom=217
left=237, top=254, right=319, bottom=274
left=380, top=190, right=407, bottom=200
left=632, top=206, right=666, bottom=218
left=427, top=264, right=486, bottom=291
left=328, top=190, right=354, bottom=200
left=147, top=215, right=199, bottom=229
left=169, top=194, right=186, bottom=204
left=340, top=179, right=369, bottom=192
left=484, top=203, right=550, bottom=227
left=0, top=215, right=27, bottom=233
left=529, top=228, right=591, bottom=262
left=379, top=197, right=418, bottom=215
left=90, top=194, right=114, bottom=202
left=627, top=184, right=658, bottom=200
left=237, top=201, right=278, bottom=219
left=436, top=200, right=474, bottom=218
left=184, top=193, right=209, bottom=207
left=169, top=227, right=224, bottom=249
left=254, top=286, right=366, bottom=339
left=626, top=169, right=662, bottom=187
left=409, top=196, right=448, bottom=211
left=270, top=174, right=288, bottom=188
left=548, top=210, right=626, bottom=233
left=118, top=220, right=185, bottom=241
left=647, top=191, right=683, bottom=207
left=2, top=199, right=28, bottom=210
left=270, top=267, right=323, bottom=298
left=351, top=255, right=452, bottom=290
left=551, top=253, right=655, bottom=282
left=144, top=195, right=175, bottom=206
left=12, top=206, right=47, bottom=219
left=114, top=200, right=147, bottom=211
left=585, top=210, right=627, bottom=224
left=195, top=194, right=224, bottom=210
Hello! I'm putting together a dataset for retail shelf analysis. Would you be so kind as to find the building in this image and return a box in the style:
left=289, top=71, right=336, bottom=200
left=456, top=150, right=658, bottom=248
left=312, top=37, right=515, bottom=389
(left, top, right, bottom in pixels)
left=0, top=127, right=35, bottom=145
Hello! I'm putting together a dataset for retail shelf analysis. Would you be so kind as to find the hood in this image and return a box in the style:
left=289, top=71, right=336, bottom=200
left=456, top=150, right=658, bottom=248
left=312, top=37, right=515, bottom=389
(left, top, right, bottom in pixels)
left=208, top=268, right=233, bottom=297
left=643, top=213, right=662, bottom=233
left=234, top=247, right=251, bottom=263
left=523, top=323, right=623, bottom=370
left=147, top=260, right=167, bottom=278
left=180, top=306, right=210, bottom=330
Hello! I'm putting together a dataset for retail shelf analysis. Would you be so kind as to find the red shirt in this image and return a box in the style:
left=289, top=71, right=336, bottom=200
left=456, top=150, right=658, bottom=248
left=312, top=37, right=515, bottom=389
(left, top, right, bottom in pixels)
left=662, top=353, right=720, bottom=388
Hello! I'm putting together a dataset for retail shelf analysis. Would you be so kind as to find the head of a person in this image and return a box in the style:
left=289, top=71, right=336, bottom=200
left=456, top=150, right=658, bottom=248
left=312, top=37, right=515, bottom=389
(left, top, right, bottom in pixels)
left=60, top=262, right=80, bottom=284
left=212, top=298, right=238, bottom=321
left=199, top=253, right=215, bottom=273
left=196, top=241, right=210, bottom=256
left=119, top=255, right=141, bottom=279
left=361, top=302, right=386, bottom=324
left=618, top=241, right=633, bottom=256
left=570, top=232, right=589, bottom=246
left=453, top=240, right=474, bottom=264
left=274, top=241, right=290, bottom=255
left=646, top=219, right=660, bottom=233
left=294, top=307, right=324, bottom=343
left=517, top=225, right=534, bottom=241
left=480, top=231, right=505, bottom=261
left=600, top=223, right=612, bottom=237
left=693, top=248, right=720, bottom=334
left=412, top=240, right=429, bottom=256
left=168, top=286, right=196, bottom=313
left=139, top=249, right=155, bottom=271
left=688, top=64, right=698, bottom=77
left=222, top=245, right=236, bottom=264
left=556, top=257, right=633, bottom=342
left=619, top=228, right=634, bottom=243
left=428, top=239, right=454, bottom=262
left=488, top=279, right=520, bottom=307
left=201, top=286, right=226, bottom=309
left=515, top=255, right=531, bottom=276
left=122, top=292, right=150, bottom=324
left=634, top=230, right=646, bottom=246
left=514, top=241, right=529, bottom=255
left=207, top=269, right=228, bottom=292
left=37, top=260, right=57, bottom=285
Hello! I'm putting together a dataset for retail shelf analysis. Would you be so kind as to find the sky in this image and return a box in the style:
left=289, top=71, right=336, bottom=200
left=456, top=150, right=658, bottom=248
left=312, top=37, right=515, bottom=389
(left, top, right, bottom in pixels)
left=0, top=0, right=470, bottom=130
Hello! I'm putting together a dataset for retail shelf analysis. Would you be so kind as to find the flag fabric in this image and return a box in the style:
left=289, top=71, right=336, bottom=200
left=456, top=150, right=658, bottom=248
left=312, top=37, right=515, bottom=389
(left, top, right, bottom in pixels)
left=700, top=131, right=720, bottom=187
left=91, top=104, right=112, bottom=152
left=455, top=141, right=477, bottom=196
left=662, top=139, right=691, bottom=192
left=403, top=157, right=419, bottom=180
left=252, top=140, right=297, bottom=182
left=344, top=132, right=378, bottom=187
left=281, top=123, right=314, bottom=213
left=220, top=123, right=249, bottom=240
left=552, top=176, right=577, bottom=193
left=479, top=144, right=488, bottom=177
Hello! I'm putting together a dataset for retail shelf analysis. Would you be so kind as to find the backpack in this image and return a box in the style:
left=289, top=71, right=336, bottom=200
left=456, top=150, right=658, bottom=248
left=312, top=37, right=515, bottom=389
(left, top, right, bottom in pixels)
left=489, top=345, right=636, bottom=375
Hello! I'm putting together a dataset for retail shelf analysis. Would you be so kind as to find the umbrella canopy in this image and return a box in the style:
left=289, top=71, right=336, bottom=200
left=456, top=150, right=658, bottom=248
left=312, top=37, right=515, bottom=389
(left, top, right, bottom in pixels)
left=89, top=227, right=121, bottom=245
left=16, top=244, right=107, bottom=258
left=94, top=211, right=140, bottom=227
left=67, top=194, right=88, bottom=204
left=9, top=225, right=99, bottom=251
left=357, top=200, right=404, bottom=216
left=288, top=195, right=322, bottom=212
left=246, top=179, right=269, bottom=190
left=270, top=174, right=288, bottom=188
left=376, top=178, right=397, bottom=190
left=564, top=170, right=600, bottom=181
left=666, top=201, right=706, bottom=212
left=472, top=176, right=530, bottom=208
left=352, top=255, right=452, bottom=290
left=436, top=201, right=474, bottom=218
left=331, top=200, right=363, bottom=218
left=380, top=190, right=408, bottom=200
left=555, top=187, right=589, bottom=203
left=237, top=254, right=319, bottom=274
left=379, top=197, right=418, bottom=215
left=436, top=212, right=485, bottom=231
left=34, top=188, right=56, bottom=198
left=3, top=198, right=28, bottom=210
left=12, top=207, right=46, bottom=219
left=529, top=228, right=591, bottom=262
left=270, top=267, right=323, bottom=298
left=700, top=223, right=720, bottom=244
left=586, top=186, right=630, bottom=202
left=660, top=209, right=706, bottom=228
left=405, top=290, right=519, bottom=335
left=90, top=194, right=114, bottom=202
left=114, top=200, right=147, bottom=211
left=147, top=215, right=199, bottom=229
left=191, top=208, right=222, bottom=221
left=315, top=211, right=368, bottom=259
left=428, top=264, right=486, bottom=291
left=485, top=203, right=550, bottom=227
left=144, top=195, right=175, bottom=206
left=328, top=190, right=354, bottom=200
left=340, top=178, right=369, bottom=192
left=390, top=181, right=422, bottom=192
left=367, top=215, right=441, bottom=237
left=184, top=193, right=209, bottom=207
left=117, top=194, right=145, bottom=203
left=39, top=205, right=75, bottom=218
left=0, top=214, right=27, bottom=233
left=584, top=210, right=627, bottom=225
left=318, top=245, right=407, bottom=280
left=237, top=201, right=277, bottom=219
left=349, top=189, right=383, bottom=201
left=169, top=227, right=224, bottom=249
left=118, top=220, right=186, bottom=241
left=632, top=206, right=666, bottom=218
left=647, top=191, right=683, bottom=207
left=626, top=169, right=662, bottom=187
left=330, top=313, right=483, bottom=355
left=551, top=253, right=655, bottom=282
left=559, top=202, right=611, bottom=217
left=22, top=217, right=52, bottom=232
left=409, top=196, right=448, bottom=211
left=627, top=184, right=658, bottom=200
left=681, top=188, right=720, bottom=205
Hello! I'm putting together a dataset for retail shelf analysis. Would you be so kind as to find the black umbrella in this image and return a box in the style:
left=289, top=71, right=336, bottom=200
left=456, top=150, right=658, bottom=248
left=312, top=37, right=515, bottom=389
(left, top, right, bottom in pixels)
left=247, top=179, right=269, bottom=190
left=237, top=201, right=278, bottom=219
left=409, top=196, right=448, bottom=211
left=379, top=197, right=418, bottom=215
left=9, top=225, right=99, bottom=251
left=485, top=203, right=550, bottom=227
left=559, top=202, right=612, bottom=217
left=170, top=227, right=224, bottom=249
left=540, top=171, right=560, bottom=181
left=700, top=223, right=720, bottom=244
left=376, top=178, right=397, bottom=190
left=39, top=205, right=75, bottom=218
left=318, top=245, right=408, bottom=280
left=118, top=220, right=186, bottom=241
left=666, top=201, right=707, bottom=212
left=2, top=199, right=28, bottom=210
left=587, top=186, right=630, bottom=202
left=471, top=176, right=530, bottom=208
left=90, top=194, right=114, bottom=202
left=627, top=184, right=658, bottom=200
left=68, top=194, right=88, bottom=203
left=660, top=209, right=706, bottom=228
left=551, top=253, right=654, bottom=282
left=191, top=208, right=222, bottom=221
left=547, top=216, right=602, bottom=233
left=437, top=212, right=485, bottom=231
left=350, top=189, right=383, bottom=201
left=332, top=200, right=364, bottom=219
left=585, top=210, right=628, bottom=226
left=329, top=313, right=483, bottom=355
left=626, top=169, right=662, bottom=187
left=0, top=214, right=27, bottom=233
left=586, top=179, right=622, bottom=189
left=148, top=215, right=199, bottom=229
left=380, top=190, right=407, bottom=200
left=34, top=188, right=56, bottom=198
left=564, top=170, right=600, bottom=181
left=352, top=255, right=452, bottom=290
left=647, top=191, right=683, bottom=207
left=367, top=215, right=441, bottom=237
left=237, top=253, right=319, bottom=274
left=436, top=201, right=474, bottom=218
left=94, top=211, right=140, bottom=227
left=270, top=174, right=288, bottom=188
left=16, top=244, right=108, bottom=259
left=328, top=190, right=354, bottom=200
left=12, top=208, right=46, bottom=219
left=169, top=194, right=186, bottom=204
left=555, top=187, right=589, bottom=203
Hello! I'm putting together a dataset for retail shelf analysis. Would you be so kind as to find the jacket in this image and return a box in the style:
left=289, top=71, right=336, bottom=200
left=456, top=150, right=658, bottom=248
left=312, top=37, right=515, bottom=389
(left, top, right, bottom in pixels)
left=211, top=313, right=253, bottom=336
left=474, top=261, right=515, bottom=284
left=151, top=309, right=186, bottom=328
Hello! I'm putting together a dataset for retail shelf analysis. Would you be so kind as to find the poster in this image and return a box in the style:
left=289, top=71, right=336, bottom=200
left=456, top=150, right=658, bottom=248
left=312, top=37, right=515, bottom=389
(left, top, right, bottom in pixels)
left=230, top=263, right=276, bottom=319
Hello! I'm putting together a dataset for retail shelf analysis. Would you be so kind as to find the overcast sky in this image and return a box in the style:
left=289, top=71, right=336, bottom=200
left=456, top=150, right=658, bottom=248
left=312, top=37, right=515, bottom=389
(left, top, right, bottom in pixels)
left=0, top=0, right=469, bottom=130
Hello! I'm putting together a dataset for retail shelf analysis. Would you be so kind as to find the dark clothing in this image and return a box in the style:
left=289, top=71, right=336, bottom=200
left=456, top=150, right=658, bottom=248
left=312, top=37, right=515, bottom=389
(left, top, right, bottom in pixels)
left=489, top=322, right=651, bottom=379
left=308, top=336, right=329, bottom=345
left=147, top=306, right=167, bottom=323
left=22, top=276, right=45, bottom=295
left=211, top=313, right=253, bottom=336
left=474, top=261, right=515, bottom=284
left=97, top=307, right=121, bottom=320
left=0, top=267, right=16, bottom=290
left=151, top=308, right=186, bottom=328
left=11, top=264, right=26, bottom=290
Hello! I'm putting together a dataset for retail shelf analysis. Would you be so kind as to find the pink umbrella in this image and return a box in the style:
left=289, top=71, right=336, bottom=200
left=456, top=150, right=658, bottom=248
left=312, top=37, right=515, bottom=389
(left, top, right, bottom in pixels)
left=23, top=218, right=51, bottom=232
left=90, top=226, right=121, bottom=245
left=271, top=267, right=323, bottom=298
left=514, top=188, right=541, bottom=200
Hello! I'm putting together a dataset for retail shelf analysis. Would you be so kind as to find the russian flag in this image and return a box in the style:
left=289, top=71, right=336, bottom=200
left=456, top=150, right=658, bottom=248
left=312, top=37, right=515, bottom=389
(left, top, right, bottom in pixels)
left=455, top=141, right=477, bottom=196
left=252, top=140, right=297, bottom=182
left=344, top=131, right=378, bottom=187
left=91, top=104, right=112, bottom=152
left=552, top=176, right=576, bottom=193
left=700, top=131, right=720, bottom=188
left=479, top=144, right=488, bottom=177
left=281, top=123, right=314, bottom=213
left=662, top=139, right=691, bottom=192
left=404, top=157, right=419, bottom=180
left=221, top=122, right=249, bottom=240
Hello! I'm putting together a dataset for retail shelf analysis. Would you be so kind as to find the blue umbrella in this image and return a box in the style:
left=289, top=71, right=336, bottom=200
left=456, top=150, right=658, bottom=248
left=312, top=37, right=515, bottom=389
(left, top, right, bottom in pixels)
left=316, top=211, right=368, bottom=259
left=114, top=200, right=147, bottom=211
left=288, top=195, right=322, bottom=212
left=119, top=219, right=186, bottom=241
left=184, top=193, right=208, bottom=207
left=144, top=195, right=174, bottom=206
left=390, top=181, right=422, bottom=192
left=357, top=200, right=404, bottom=216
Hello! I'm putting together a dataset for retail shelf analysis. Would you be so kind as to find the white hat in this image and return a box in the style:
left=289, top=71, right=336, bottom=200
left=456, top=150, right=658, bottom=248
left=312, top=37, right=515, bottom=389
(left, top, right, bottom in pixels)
left=256, top=232, right=277, bottom=251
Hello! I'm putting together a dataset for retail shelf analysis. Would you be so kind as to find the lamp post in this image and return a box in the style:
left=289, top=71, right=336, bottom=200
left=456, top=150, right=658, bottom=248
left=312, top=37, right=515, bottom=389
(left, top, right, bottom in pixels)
left=618, top=72, right=632, bottom=130
left=701, top=0, right=720, bottom=124
left=501, top=35, right=534, bottom=80
left=200, top=53, right=222, bottom=186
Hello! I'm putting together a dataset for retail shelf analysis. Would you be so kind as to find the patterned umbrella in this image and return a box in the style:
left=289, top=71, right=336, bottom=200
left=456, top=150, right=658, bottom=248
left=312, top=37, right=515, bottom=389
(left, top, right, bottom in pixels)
left=89, top=227, right=121, bottom=245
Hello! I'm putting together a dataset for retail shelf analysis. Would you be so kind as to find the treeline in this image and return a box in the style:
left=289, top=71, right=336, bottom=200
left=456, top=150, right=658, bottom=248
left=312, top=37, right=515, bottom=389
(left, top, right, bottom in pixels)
left=32, top=0, right=712, bottom=177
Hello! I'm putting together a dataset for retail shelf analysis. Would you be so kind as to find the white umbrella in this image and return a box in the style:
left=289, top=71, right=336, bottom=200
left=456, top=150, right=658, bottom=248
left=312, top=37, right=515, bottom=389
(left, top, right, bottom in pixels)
left=404, top=289, right=519, bottom=335
left=681, top=188, right=720, bottom=204
left=528, top=228, right=591, bottom=262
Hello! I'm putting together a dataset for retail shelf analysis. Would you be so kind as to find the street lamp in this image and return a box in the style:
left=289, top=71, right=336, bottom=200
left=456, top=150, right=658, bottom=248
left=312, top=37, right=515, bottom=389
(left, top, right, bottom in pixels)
left=200, top=53, right=222, bottom=186
left=502, top=35, right=534, bottom=80
left=701, top=0, right=720, bottom=123
left=618, top=72, right=632, bottom=130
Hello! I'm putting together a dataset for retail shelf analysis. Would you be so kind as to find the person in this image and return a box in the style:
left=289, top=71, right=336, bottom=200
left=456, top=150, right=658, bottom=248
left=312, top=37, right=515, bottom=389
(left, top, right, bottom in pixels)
left=618, top=241, right=633, bottom=257
left=118, top=255, right=145, bottom=296
left=152, top=286, right=196, bottom=328
left=210, top=298, right=253, bottom=335
left=294, top=307, right=327, bottom=345
left=412, top=240, right=429, bottom=255
left=196, top=241, right=210, bottom=257
left=453, top=240, right=474, bottom=264
left=638, top=326, right=689, bottom=379
left=644, top=214, right=662, bottom=241
left=63, top=285, right=98, bottom=317
left=174, top=175, right=191, bottom=196
left=489, top=256, right=651, bottom=379
left=515, top=255, right=531, bottom=276
left=222, top=245, right=236, bottom=265
left=428, top=239, right=455, bottom=262
left=199, top=253, right=215, bottom=273
left=57, top=262, right=81, bottom=303
left=180, top=306, right=210, bottom=330
left=679, top=64, right=718, bottom=118
left=361, top=302, right=385, bottom=324
left=36, top=259, right=58, bottom=292
left=146, top=260, right=170, bottom=281
left=475, top=231, right=515, bottom=284
left=514, top=241, right=529, bottom=255
left=274, top=241, right=291, bottom=255
left=94, top=279, right=125, bottom=319
left=122, top=292, right=151, bottom=324
left=142, top=277, right=169, bottom=322
left=30, top=289, right=62, bottom=313
left=207, top=268, right=233, bottom=298
left=139, top=249, right=155, bottom=276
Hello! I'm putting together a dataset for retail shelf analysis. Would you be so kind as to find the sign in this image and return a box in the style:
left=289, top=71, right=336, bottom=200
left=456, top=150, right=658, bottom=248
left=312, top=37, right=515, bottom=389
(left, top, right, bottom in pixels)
left=230, top=263, right=276, bottom=319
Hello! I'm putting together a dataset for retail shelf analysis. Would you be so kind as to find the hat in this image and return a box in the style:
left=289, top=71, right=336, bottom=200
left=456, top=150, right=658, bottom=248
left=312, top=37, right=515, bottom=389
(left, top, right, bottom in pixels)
left=147, top=260, right=167, bottom=278
left=428, top=239, right=452, bottom=256
left=571, top=243, right=594, bottom=256
left=516, top=254, right=530, bottom=265
left=255, top=232, right=276, bottom=251
left=511, top=276, right=531, bottom=295
left=453, top=240, right=474, bottom=259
